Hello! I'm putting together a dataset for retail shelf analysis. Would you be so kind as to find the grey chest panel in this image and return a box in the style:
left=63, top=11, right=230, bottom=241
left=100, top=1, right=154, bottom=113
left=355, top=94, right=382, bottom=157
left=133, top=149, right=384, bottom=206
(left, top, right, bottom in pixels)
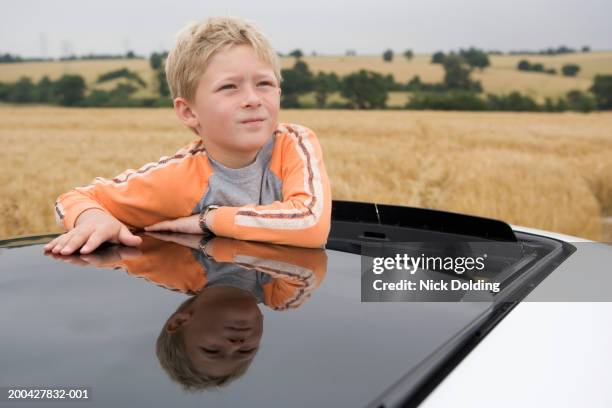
left=192, top=136, right=283, bottom=213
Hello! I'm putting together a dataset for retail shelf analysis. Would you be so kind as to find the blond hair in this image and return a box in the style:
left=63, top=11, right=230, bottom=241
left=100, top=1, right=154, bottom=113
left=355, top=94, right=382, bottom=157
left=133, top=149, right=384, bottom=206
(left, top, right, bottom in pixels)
left=155, top=295, right=253, bottom=392
left=165, top=16, right=282, bottom=103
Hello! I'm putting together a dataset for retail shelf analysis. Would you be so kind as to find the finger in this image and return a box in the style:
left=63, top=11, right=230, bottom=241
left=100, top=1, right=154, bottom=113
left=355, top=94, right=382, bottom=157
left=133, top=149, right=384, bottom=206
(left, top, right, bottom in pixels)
left=118, top=226, right=143, bottom=247
left=51, top=232, right=76, bottom=254
left=60, top=231, right=91, bottom=255
left=44, top=237, right=61, bottom=251
left=80, top=228, right=111, bottom=254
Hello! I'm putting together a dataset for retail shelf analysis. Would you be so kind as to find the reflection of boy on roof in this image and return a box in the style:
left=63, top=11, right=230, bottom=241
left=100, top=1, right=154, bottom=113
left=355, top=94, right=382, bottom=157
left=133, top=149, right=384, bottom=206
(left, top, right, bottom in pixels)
left=47, top=16, right=331, bottom=256
left=69, top=234, right=328, bottom=391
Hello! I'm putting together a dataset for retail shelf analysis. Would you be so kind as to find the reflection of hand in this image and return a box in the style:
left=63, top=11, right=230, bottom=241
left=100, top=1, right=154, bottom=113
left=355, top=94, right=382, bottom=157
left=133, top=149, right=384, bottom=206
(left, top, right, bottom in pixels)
left=144, top=214, right=202, bottom=234
left=144, top=231, right=206, bottom=250
left=44, top=245, right=142, bottom=268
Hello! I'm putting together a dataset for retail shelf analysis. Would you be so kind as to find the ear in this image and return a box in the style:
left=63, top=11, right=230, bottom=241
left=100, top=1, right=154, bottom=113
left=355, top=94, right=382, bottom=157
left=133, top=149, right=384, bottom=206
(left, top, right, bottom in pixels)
left=173, top=97, right=199, bottom=130
left=165, top=309, right=194, bottom=333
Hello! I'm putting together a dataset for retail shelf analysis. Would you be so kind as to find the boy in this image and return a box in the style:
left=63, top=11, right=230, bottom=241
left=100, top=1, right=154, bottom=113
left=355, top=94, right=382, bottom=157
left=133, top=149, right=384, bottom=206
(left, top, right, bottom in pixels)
left=45, top=17, right=331, bottom=256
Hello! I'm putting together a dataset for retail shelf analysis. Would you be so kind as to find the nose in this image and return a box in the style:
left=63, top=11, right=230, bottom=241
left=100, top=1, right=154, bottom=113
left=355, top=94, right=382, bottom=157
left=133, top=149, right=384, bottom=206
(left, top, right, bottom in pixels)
left=228, top=336, right=246, bottom=345
left=241, top=84, right=262, bottom=108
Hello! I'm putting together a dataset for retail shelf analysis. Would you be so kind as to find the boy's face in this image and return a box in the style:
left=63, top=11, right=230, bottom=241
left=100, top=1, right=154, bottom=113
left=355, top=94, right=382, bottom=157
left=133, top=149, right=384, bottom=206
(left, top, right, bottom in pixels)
left=185, top=44, right=281, bottom=167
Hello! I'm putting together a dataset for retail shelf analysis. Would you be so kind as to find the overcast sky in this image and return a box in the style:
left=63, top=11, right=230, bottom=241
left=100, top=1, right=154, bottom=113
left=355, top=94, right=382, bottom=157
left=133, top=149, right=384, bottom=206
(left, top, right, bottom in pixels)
left=2, top=0, right=611, bottom=58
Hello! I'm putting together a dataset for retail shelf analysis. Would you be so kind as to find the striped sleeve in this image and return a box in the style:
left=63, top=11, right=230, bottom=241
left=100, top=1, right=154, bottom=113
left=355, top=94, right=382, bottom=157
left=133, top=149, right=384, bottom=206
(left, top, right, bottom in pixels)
left=54, top=140, right=209, bottom=230
left=209, top=124, right=332, bottom=248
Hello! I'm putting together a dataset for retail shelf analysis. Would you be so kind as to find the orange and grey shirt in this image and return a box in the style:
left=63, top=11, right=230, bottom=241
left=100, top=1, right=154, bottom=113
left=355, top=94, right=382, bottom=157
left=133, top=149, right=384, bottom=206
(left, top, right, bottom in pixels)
left=55, top=123, right=331, bottom=248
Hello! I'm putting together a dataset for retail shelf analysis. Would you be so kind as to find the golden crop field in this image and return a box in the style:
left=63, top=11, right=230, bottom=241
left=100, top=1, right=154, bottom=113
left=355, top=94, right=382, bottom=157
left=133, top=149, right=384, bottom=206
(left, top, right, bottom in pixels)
left=1, top=52, right=611, bottom=102
left=1, top=106, right=611, bottom=241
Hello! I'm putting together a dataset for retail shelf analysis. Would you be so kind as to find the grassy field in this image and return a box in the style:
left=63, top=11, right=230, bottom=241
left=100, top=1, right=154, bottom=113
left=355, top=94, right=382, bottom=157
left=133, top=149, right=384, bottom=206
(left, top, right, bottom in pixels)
left=1, top=52, right=611, bottom=102
left=1, top=106, right=611, bottom=241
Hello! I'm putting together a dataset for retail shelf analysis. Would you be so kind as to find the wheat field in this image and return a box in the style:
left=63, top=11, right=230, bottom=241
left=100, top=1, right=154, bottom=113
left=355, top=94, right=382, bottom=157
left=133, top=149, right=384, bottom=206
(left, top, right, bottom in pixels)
left=1, top=106, right=611, bottom=241
left=1, top=52, right=611, bottom=101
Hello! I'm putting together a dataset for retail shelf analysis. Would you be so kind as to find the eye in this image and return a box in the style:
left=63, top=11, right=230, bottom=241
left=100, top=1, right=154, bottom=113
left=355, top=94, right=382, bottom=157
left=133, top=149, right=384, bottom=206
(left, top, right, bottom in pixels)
left=239, top=348, right=257, bottom=354
left=218, top=84, right=236, bottom=91
left=200, top=347, right=220, bottom=354
left=257, top=81, right=274, bottom=87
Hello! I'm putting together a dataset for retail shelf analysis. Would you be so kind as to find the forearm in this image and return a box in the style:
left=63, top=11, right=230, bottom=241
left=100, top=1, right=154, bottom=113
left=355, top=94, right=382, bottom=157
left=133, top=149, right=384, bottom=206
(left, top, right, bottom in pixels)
left=207, top=196, right=331, bottom=248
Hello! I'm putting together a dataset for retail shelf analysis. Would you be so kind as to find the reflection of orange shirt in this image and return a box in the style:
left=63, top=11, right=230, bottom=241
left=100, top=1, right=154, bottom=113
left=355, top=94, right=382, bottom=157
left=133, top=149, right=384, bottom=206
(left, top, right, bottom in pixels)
left=113, top=236, right=327, bottom=310
left=54, top=123, right=331, bottom=248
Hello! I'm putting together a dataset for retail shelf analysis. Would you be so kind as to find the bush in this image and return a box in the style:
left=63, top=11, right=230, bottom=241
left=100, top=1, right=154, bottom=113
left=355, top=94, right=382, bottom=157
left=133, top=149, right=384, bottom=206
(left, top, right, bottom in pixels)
left=406, top=90, right=486, bottom=110
left=431, top=51, right=445, bottom=64
left=517, top=60, right=531, bottom=71
left=565, top=90, right=595, bottom=112
left=561, top=64, right=580, bottom=77
left=8, top=77, right=36, bottom=103
left=281, top=93, right=301, bottom=108
left=289, top=49, right=303, bottom=58
left=485, top=92, right=539, bottom=111
left=53, top=75, right=86, bottom=106
left=382, top=49, right=394, bottom=62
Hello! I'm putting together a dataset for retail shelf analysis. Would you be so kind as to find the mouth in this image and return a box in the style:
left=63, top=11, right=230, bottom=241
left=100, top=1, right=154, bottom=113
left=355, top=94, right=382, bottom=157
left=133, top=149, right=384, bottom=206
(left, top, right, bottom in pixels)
left=240, top=118, right=265, bottom=124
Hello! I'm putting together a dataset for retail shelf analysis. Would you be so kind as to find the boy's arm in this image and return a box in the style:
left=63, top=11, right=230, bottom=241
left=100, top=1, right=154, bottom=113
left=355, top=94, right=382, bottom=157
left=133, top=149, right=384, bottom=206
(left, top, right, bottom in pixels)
left=209, top=125, right=331, bottom=248
left=55, top=140, right=208, bottom=231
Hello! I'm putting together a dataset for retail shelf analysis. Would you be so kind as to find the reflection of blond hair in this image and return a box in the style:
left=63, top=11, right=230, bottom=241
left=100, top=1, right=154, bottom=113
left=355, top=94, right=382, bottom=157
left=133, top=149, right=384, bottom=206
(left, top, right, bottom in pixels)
left=165, top=16, right=282, bottom=103
left=155, top=295, right=252, bottom=391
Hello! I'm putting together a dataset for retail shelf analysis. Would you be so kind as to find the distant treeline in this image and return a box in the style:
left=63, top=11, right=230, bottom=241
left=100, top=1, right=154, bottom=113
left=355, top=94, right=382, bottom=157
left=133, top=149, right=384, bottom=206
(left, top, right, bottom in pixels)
left=1, top=44, right=594, bottom=64
left=1, top=50, right=611, bottom=112
left=0, top=51, right=143, bottom=64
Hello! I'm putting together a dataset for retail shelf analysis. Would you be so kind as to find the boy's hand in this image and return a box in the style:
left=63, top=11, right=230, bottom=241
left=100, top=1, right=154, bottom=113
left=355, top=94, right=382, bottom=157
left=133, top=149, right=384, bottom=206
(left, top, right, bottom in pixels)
left=144, top=214, right=203, bottom=234
left=44, top=209, right=142, bottom=255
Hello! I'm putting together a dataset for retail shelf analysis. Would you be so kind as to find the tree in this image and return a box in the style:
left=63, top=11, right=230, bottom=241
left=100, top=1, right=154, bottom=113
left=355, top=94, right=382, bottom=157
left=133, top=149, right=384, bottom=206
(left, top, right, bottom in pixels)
left=53, top=74, right=86, bottom=106
left=431, top=51, right=445, bottom=64
left=561, top=64, right=580, bottom=77
left=590, top=75, right=612, bottom=109
left=582, top=46, right=591, bottom=53
left=150, top=52, right=163, bottom=70
left=126, top=50, right=136, bottom=59
left=403, top=49, right=413, bottom=61
left=35, top=76, right=55, bottom=103
left=8, top=77, right=36, bottom=103
left=405, top=75, right=422, bottom=91
left=279, top=60, right=314, bottom=107
left=289, top=49, right=303, bottom=58
left=442, top=55, right=482, bottom=92
left=313, top=72, right=339, bottom=108
left=340, top=70, right=388, bottom=109
left=459, top=47, right=490, bottom=70
left=382, top=49, right=393, bottom=62
left=157, top=70, right=170, bottom=97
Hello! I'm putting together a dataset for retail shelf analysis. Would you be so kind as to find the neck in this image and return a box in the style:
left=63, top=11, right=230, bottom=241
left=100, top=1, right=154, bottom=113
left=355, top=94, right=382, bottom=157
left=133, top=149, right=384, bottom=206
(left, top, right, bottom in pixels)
left=204, top=146, right=258, bottom=169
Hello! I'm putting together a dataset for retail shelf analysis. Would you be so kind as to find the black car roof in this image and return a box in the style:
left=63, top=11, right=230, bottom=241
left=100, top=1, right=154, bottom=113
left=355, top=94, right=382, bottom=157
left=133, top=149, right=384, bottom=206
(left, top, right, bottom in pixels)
left=0, top=202, right=572, bottom=408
